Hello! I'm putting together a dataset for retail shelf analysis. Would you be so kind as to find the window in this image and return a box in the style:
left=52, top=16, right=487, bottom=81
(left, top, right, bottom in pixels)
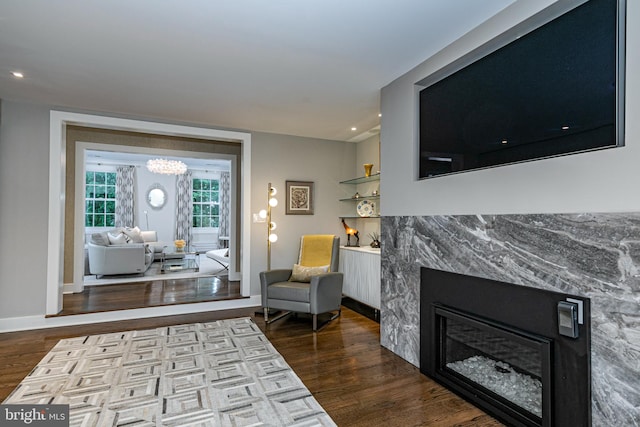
left=193, top=177, right=220, bottom=228
left=85, top=171, right=116, bottom=227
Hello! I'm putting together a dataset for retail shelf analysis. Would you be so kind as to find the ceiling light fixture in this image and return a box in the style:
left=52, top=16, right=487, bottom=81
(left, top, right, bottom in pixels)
left=146, top=158, right=187, bottom=175
left=351, top=127, right=357, bottom=131
left=12, top=71, right=24, bottom=78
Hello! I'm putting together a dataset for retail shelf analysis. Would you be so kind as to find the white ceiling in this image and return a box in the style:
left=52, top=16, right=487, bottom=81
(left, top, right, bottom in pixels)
left=0, top=0, right=515, bottom=142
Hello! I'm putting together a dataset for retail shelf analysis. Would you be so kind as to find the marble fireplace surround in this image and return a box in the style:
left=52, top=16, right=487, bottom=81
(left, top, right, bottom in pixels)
left=380, top=214, right=640, bottom=426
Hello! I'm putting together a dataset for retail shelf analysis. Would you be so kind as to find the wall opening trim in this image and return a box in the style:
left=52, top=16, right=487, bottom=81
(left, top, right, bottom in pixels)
left=47, top=111, right=252, bottom=316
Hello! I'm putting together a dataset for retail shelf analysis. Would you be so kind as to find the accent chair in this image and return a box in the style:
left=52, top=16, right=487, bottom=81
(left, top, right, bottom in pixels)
left=260, top=234, right=343, bottom=331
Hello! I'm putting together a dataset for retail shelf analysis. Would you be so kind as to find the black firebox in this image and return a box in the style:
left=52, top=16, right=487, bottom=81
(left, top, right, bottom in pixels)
left=420, top=268, right=591, bottom=427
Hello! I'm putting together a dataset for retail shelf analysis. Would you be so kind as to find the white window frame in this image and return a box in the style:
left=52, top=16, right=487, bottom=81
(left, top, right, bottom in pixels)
left=84, top=164, right=118, bottom=233
left=191, top=170, right=222, bottom=235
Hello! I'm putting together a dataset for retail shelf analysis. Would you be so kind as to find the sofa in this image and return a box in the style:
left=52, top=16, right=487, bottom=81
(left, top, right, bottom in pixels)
left=206, top=248, right=229, bottom=272
left=87, top=227, right=156, bottom=277
left=139, top=230, right=166, bottom=261
left=88, top=242, right=153, bottom=277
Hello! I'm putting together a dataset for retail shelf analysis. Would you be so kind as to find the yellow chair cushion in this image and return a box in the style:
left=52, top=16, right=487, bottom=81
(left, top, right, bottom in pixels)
left=299, top=234, right=334, bottom=269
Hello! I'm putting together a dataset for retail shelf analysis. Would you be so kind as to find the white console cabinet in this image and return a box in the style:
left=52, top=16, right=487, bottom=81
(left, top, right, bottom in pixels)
left=339, top=246, right=381, bottom=310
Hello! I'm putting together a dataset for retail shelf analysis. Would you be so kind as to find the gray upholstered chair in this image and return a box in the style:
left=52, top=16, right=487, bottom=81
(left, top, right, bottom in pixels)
left=260, top=235, right=343, bottom=331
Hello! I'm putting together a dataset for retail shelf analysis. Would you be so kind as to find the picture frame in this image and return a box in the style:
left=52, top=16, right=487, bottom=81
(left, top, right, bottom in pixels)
left=285, top=180, right=314, bottom=215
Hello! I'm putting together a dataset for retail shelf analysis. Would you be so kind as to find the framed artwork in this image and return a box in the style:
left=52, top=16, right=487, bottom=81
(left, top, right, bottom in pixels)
left=285, top=180, right=314, bottom=215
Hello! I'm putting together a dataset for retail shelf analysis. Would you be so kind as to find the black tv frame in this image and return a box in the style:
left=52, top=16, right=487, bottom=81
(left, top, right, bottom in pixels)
left=417, top=0, right=626, bottom=179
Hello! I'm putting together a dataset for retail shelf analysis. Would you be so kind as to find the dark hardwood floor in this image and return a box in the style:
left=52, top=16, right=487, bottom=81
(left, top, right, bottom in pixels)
left=0, top=306, right=503, bottom=426
left=58, top=275, right=242, bottom=316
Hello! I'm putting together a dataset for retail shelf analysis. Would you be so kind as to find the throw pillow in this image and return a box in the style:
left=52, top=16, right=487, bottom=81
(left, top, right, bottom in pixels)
left=289, top=264, right=330, bottom=283
left=107, top=232, right=128, bottom=245
left=90, top=232, right=110, bottom=246
left=123, top=226, right=144, bottom=243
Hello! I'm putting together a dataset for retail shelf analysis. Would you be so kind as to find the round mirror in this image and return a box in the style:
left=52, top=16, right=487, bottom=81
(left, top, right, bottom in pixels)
left=146, top=184, right=167, bottom=210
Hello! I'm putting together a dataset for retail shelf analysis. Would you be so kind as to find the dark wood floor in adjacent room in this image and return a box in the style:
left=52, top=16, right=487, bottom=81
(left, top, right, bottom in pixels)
left=58, top=275, right=242, bottom=316
left=1, top=305, right=502, bottom=426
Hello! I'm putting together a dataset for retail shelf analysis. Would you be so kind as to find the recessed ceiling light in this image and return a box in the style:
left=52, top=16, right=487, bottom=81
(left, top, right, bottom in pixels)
left=378, top=113, right=382, bottom=118
left=561, top=125, right=570, bottom=130
left=351, top=127, right=357, bottom=131
left=11, top=71, right=24, bottom=78
left=501, top=139, right=508, bottom=144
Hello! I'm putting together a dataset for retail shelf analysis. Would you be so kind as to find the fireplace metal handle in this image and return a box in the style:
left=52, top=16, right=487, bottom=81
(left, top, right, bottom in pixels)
left=558, top=301, right=579, bottom=338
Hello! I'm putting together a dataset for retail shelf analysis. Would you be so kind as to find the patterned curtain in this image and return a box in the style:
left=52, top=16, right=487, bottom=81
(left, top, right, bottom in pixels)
left=175, top=171, right=193, bottom=245
left=219, top=171, right=231, bottom=239
left=115, top=166, right=136, bottom=228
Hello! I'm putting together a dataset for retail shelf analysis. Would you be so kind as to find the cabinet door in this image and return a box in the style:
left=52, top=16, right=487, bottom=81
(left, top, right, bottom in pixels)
left=339, top=249, right=381, bottom=309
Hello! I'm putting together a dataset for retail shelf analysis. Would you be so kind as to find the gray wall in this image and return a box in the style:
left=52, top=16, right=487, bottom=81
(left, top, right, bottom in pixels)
left=0, top=101, right=51, bottom=318
left=380, top=0, right=640, bottom=216
left=250, top=131, right=355, bottom=294
left=0, top=100, right=356, bottom=319
left=136, top=168, right=177, bottom=242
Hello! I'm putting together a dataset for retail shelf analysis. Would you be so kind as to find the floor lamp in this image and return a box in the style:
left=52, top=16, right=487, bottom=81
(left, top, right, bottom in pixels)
left=260, top=183, right=278, bottom=270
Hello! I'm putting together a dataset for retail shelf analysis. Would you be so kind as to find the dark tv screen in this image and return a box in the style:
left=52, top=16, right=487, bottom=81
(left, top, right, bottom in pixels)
left=419, top=0, right=623, bottom=178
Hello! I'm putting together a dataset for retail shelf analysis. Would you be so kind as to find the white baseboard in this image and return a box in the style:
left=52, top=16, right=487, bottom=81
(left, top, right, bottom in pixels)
left=0, top=296, right=261, bottom=333
left=63, top=282, right=75, bottom=294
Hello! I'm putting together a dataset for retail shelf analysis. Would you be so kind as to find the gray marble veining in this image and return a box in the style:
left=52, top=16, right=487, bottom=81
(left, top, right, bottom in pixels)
left=381, top=213, right=640, bottom=426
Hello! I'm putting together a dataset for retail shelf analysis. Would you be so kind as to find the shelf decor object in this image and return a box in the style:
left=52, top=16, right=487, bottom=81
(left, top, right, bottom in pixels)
left=356, top=200, right=375, bottom=217
left=285, top=180, right=314, bottom=215
left=341, top=218, right=360, bottom=247
left=368, top=232, right=381, bottom=248
left=363, top=163, right=374, bottom=177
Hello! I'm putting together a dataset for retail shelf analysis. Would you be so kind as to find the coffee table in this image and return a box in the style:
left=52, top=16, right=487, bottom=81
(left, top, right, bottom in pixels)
left=160, top=246, right=199, bottom=273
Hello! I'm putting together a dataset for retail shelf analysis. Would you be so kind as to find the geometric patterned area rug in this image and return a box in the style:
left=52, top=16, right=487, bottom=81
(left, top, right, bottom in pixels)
left=3, top=317, right=336, bottom=426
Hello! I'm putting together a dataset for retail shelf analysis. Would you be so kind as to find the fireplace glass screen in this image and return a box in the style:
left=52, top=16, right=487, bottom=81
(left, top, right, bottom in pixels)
left=436, top=305, right=552, bottom=426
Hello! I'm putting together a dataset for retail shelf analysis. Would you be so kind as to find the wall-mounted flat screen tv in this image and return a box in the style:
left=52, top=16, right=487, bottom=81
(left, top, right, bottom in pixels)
left=419, top=0, right=625, bottom=178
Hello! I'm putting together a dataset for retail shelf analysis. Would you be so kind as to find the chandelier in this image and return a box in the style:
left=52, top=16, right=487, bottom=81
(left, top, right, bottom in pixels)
left=146, top=158, right=187, bottom=175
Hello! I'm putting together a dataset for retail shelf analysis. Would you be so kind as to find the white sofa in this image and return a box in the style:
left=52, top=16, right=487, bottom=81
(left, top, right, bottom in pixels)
left=206, top=248, right=229, bottom=271
left=139, top=230, right=166, bottom=261
left=88, top=242, right=153, bottom=276
left=87, top=227, right=157, bottom=277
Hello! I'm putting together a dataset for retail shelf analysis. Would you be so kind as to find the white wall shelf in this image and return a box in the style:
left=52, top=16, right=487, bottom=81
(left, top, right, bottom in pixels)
left=339, top=173, right=380, bottom=219
left=339, top=173, right=380, bottom=185
left=339, top=195, right=380, bottom=202
left=340, top=216, right=380, bottom=220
